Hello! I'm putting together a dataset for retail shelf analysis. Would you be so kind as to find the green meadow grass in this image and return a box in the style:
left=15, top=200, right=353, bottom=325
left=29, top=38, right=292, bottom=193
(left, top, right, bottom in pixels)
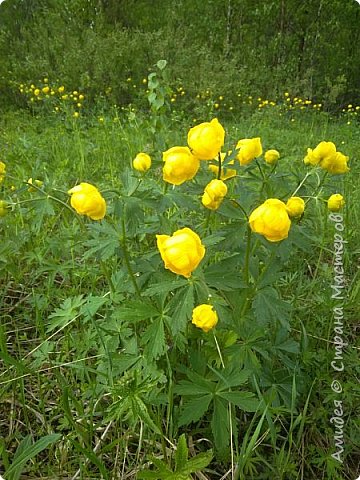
left=0, top=106, right=359, bottom=479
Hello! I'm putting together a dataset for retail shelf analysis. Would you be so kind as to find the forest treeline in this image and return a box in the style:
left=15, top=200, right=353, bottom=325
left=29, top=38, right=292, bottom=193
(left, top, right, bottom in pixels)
left=0, top=0, right=359, bottom=110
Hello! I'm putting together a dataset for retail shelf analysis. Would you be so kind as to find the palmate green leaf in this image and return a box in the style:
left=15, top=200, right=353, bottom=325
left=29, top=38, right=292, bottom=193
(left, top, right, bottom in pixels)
left=211, top=365, right=251, bottom=390
left=143, top=278, right=188, bottom=297
left=177, top=394, right=212, bottom=427
left=113, top=300, right=160, bottom=322
left=142, top=316, right=166, bottom=360
left=252, top=287, right=291, bottom=329
left=218, top=391, right=259, bottom=412
left=47, top=295, right=86, bottom=332
left=4, top=434, right=61, bottom=480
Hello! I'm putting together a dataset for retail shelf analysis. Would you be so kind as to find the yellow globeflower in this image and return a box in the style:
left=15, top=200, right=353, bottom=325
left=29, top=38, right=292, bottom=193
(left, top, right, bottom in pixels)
left=264, top=149, right=280, bottom=165
left=327, top=194, right=345, bottom=212
left=249, top=199, right=291, bottom=242
left=286, top=197, right=305, bottom=217
left=27, top=178, right=43, bottom=192
left=133, top=152, right=151, bottom=172
left=73, top=112, right=79, bottom=118
left=192, top=304, right=218, bottom=333
left=0, top=200, right=8, bottom=217
left=304, top=141, right=336, bottom=166
left=156, top=227, right=205, bottom=278
left=187, top=118, right=225, bottom=160
left=0, top=161, right=6, bottom=182
left=162, top=146, right=200, bottom=185
left=202, top=179, right=228, bottom=210
left=34, top=89, right=40, bottom=96
left=79, top=94, right=84, bottom=101
left=320, top=151, right=349, bottom=174
left=236, top=137, right=263, bottom=165
left=68, top=182, right=106, bottom=220
left=42, top=86, right=50, bottom=94
left=58, top=86, right=65, bottom=93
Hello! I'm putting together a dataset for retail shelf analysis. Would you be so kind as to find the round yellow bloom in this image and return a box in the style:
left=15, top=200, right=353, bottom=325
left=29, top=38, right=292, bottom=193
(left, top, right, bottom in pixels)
left=133, top=152, right=151, bottom=172
left=202, top=179, right=228, bottom=210
left=249, top=199, right=291, bottom=242
left=192, top=304, right=218, bottom=333
left=236, top=137, right=263, bottom=165
left=34, top=89, right=40, bottom=96
left=286, top=197, right=305, bottom=217
left=162, top=146, right=200, bottom=185
left=264, top=149, right=280, bottom=164
left=73, top=112, right=79, bottom=118
left=0, top=161, right=6, bottom=183
left=79, top=94, right=84, bottom=100
left=42, top=86, right=50, bottom=94
left=304, top=141, right=349, bottom=174
left=27, top=178, right=43, bottom=192
left=187, top=118, right=225, bottom=160
left=0, top=200, right=8, bottom=217
left=58, top=86, right=65, bottom=93
left=156, top=227, right=205, bottom=278
left=327, top=194, right=345, bottom=212
left=68, top=182, right=106, bottom=220
left=320, top=151, right=349, bottom=174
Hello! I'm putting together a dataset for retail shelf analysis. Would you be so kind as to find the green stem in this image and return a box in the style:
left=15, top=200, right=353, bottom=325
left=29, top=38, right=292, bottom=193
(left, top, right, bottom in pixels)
left=121, top=214, right=141, bottom=297
left=230, top=199, right=249, bottom=220
left=213, top=332, right=225, bottom=369
left=217, top=152, right=222, bottom=180
left=290, top=171, right=312, bottom=197
left=243, top=226, right=252, bottom=285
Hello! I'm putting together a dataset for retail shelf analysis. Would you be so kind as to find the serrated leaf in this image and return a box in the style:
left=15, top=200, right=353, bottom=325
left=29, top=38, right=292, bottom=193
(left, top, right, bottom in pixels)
left=175, top=434, right=188, bottom=472
left=211, top=397, right=229, bottom=453
left=143, top=279, right=188, bottom=297
left=132, top=397, right=161, bottom=435
left=181, top=450, right=213, bottom=475
left=81, top=295, right=108, bottom=317
left=217, top=391, right=259, bottom=411
left=169, top=285, right=194, bottom=335
left=178, top=394, right=212, bottom=427
left=113, top=301, right=160, bottom=322
left=142, top=317, right=166, bottom=360
left=252, top=287, right=291, bottom=329
left=47, top=295, right=85, bottom=332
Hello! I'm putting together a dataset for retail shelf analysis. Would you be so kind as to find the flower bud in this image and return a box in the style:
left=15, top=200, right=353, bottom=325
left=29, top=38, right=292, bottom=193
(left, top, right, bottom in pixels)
left=133, top=152, right=151, bottom=172
left=192, top=304, right=218, bottom=332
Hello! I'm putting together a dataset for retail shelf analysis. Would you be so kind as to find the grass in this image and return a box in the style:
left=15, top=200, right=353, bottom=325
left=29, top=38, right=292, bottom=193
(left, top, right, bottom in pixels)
left=0, top=104, right=359, bottom=480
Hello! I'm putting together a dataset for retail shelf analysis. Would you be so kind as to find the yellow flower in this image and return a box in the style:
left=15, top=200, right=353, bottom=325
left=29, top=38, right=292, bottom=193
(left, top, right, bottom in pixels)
left=73, top=112, right=79, bottom=118
left=42, top=86, right=50, bottom=94
left=192, top=304, right=218, bottom=332
left=0, top=161, right=6, bottom=182
left=162, top=146, right=200, bottom=185
left=133, top=152, right=151, bottom=172
left=327, top=194, right=345, bottom=212
left=249, top=199, right=291, bottom=242
left=264, top=149, right=280, bottom=165
left=68, top=182, right=106, bottom=220
left=156, top=227, right=205, bottom=278
left=79, top=94, right=84, bottom=100
left=0, top=200, right=8, bottom=217
left=202, top=179, right=228, bottom=210
left=304, top=141, right=349, bottom=174
left=27, top=178, right=43, bottom=192
left=286, top=197, right=305, bottom=217
left=58, top=86, right=65, bottom=93
left=34, top=89, right=40, bottom=96
left=320, top=151, right=349, bottom=174
left=236, top=137, right=263, bottom=165
left=187, top=118, right=225, bottom=160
